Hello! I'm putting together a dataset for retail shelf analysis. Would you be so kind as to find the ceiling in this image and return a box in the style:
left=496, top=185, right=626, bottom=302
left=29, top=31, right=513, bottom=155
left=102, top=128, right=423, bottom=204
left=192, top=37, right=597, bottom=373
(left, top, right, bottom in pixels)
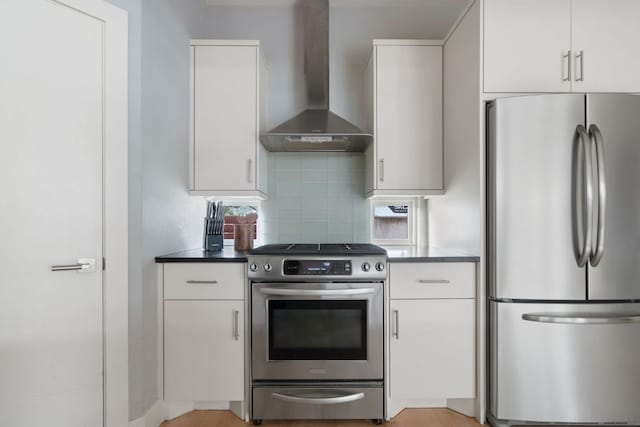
left=204, top=0, right=470, bottom=10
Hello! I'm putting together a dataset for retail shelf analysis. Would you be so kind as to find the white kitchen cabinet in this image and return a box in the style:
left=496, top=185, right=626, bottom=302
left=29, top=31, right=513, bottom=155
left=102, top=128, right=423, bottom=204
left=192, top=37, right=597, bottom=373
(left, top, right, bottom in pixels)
left=571, top=0, right=640, bottom=93
left=189, top=40, right=267, bottom=198
left=365, top=40, right=444, bottom=198
left=484, top=0, right=571, bottom=93
left=164, top=300, right=244, bottom=402
left=389, top=299, right=475, bottom=400
left=484, top=0, right=640, bottom=93
left=387, top=262, right=476, bottom=416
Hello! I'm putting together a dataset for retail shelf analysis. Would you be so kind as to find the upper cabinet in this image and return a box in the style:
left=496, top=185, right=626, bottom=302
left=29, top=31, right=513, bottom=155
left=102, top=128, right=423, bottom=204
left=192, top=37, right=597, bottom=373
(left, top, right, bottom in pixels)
left=571, top=0, right=640, bottom=93
left=189, top=40, right=268, bottom=199
left=484, top=0, right=640, bottom=93
left=365, top=40, right=444, bottom=198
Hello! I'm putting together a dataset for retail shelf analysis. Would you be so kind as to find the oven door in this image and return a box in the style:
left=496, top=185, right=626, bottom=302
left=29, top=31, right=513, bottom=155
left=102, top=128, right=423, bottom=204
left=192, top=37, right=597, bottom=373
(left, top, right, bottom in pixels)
left=251, top=282, right=384, bottom=381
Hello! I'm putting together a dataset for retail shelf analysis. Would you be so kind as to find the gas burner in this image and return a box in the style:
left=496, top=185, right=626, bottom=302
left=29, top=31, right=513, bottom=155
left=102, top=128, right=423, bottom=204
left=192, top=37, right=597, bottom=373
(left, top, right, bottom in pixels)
left=251, top=243, right=387, bottom=256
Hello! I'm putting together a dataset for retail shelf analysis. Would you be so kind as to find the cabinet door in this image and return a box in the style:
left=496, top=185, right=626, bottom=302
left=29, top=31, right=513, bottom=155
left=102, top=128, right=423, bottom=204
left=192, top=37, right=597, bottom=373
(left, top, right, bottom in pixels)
left=572, top=0, right=640, bottom=93
left=164, top=300, right=244, bottom=401
left=193, top=45, right=256, bottom=191
left=484, top=0, right=571, bottom=93
left=376, top=45, right=443, bottom=191
left=390, top=299, right=475, bottom=399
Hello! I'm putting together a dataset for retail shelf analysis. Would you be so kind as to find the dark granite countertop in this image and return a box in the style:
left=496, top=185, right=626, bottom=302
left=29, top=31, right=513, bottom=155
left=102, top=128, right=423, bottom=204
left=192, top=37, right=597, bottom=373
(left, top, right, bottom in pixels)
left=156, top=245, right=479, bottom=263
left=380, top=245, right=480, bottom=263
left=155, top=247, right=249, bottom=263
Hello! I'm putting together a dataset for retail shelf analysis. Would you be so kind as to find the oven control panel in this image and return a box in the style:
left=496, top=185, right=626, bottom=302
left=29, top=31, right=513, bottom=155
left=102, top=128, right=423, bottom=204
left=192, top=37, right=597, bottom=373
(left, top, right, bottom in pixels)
left=283, top=260, right=351, bottom=276
left=248, top=255, right=387, bottom=281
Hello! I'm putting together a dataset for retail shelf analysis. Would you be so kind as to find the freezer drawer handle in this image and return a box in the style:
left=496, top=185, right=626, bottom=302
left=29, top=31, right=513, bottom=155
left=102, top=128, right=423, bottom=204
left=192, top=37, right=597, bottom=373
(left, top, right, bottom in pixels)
left=589, top=124, right=606, bottom=267
left=258, top=287, right=376, bottom=297
left=522, top=312, right=640, bottom=325
left=271, top=391, right=365, bottom=405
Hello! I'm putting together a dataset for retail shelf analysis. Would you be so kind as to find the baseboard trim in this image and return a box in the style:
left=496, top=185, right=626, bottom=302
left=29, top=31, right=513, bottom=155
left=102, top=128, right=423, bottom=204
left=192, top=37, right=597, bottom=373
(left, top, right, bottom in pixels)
left=129, top=400, right=164, bottom=427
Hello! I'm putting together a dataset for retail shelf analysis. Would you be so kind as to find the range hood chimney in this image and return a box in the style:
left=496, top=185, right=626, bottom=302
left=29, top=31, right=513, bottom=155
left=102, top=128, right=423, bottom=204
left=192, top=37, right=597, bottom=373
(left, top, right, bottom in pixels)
left=259, top=0, right=373, bottom=152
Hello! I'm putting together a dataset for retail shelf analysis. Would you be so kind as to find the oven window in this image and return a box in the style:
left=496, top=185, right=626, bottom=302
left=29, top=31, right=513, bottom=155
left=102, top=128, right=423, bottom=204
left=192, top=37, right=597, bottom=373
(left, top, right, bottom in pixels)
left=268, top=300, right=367, bottom=360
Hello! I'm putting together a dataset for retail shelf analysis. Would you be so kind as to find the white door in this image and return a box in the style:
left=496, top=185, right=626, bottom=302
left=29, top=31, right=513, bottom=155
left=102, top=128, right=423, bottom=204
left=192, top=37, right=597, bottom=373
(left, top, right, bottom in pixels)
left=390, top=299, right=475, bottom=399
left=376, top=45, right=443, bottom=191
left=0, top=0, right=105, bottom=425
left=193, top=45, right=257, bottom=191
left=164, top=301, right=244, bottom=401
left=571, top=0, right=640, bottom=93
left=483, top=0, right=571, bottom=93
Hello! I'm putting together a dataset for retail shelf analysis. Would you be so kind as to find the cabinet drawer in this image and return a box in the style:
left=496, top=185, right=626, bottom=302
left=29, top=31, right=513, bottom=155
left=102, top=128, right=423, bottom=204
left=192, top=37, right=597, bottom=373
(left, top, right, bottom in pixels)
left=163, top=263, right=245, bottom=300
left=390, top=262, right=475, bottom=299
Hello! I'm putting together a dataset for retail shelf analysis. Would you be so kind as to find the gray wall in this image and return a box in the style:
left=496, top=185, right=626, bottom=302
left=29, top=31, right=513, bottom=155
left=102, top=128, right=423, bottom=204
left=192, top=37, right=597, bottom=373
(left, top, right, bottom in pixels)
left=107, top=0, right=212, bottom=420
left=428, top=1, right=482, bottom=253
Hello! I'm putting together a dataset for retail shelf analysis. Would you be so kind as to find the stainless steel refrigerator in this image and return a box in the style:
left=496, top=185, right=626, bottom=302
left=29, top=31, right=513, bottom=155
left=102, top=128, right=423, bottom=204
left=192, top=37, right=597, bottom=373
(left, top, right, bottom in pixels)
left=487, top=94, right=640, bottom=427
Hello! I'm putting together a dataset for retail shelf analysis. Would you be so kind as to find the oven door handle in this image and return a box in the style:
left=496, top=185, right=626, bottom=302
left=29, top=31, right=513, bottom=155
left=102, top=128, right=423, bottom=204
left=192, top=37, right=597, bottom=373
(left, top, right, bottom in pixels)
left=258, top=287, right=377, bottom=297
left=271, top=391, right=365, bottom=405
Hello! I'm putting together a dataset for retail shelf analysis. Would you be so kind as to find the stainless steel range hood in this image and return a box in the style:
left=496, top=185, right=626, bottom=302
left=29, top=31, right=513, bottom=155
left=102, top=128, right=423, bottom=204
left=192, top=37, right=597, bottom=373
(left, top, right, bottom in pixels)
left=260, top=0, right=372, bottom=152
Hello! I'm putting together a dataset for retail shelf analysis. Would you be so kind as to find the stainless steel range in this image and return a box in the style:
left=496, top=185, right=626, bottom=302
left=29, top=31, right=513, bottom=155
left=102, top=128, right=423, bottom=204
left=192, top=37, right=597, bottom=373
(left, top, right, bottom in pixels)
left=248, top=244, right=387, bottom=425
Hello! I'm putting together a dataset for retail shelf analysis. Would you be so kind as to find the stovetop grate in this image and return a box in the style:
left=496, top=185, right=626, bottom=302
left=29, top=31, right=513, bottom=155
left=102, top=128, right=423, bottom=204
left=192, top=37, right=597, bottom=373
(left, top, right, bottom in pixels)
left=250, top=243, right=386, bottom=256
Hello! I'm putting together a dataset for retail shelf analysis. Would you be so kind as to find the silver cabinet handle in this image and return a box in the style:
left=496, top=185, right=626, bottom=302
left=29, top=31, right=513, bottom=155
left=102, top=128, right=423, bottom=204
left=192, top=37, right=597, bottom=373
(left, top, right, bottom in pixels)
left=379, top=158, right=384, bottom=182
left=51, top=258, right=96, bottom=273
left=185, top=280, right=218, bottom=285
left=272, top=391, right=365, bottom=405
left=417, top=279, right=450, bottom=284
left=575, top=50, right=584, bottom=82
left=392, top=309, right=399, bottom=339
left=589, top=124, right=606, bottom=267
left=258, top=287, right=376, bottom=297
left=574, top=125, right=594, bottom=267
left=232, top=309, right=240, bottom=340
left=562, top=50, right=572, bottom=82
left=247, top=158, right=253, bottom=183
left=523, top=312, right=640, bottom=325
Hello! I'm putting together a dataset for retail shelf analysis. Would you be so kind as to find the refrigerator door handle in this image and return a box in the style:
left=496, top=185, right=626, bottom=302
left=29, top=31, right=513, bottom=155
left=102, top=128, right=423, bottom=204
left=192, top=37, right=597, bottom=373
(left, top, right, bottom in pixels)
left=574, top=125, right=594, bottom=267
left=589, top=124, right=606, bottom=267
left=523, top=312, right=640, bottom=325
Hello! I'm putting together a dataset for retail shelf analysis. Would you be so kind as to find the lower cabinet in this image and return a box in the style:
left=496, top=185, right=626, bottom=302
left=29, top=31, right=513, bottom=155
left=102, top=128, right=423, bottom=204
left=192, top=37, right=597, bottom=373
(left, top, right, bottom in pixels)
left=389, top=299, right=475, bottom=399
left=164, top=300, right=244, bottom=401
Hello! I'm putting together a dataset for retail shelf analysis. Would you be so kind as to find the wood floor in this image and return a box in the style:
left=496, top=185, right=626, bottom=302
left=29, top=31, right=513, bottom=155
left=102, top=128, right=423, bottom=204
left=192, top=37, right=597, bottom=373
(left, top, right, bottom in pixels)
left=161, top=409, right=483, bottom=427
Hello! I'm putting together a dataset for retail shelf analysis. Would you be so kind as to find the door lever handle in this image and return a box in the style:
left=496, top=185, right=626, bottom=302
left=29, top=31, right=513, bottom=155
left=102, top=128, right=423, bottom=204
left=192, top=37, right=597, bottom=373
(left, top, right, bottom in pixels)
left=51, top=258, right=96, bottom=273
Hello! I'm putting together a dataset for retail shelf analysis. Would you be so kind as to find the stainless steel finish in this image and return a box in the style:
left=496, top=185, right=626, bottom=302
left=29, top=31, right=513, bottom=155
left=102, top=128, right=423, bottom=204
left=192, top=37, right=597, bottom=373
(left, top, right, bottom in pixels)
left=417, top=279, right=450, bottom=284
left=361, top=262, right=370, bottom=272
left=258, top=286, right=377, bottom=297
left=490, top=301, right=640, bottom=424
left=252, top=384, right=384, bottom=421
left=263, top=263, right=272, bottom=272
left=574, top=124, right=593, bottom=268
left=575, top=50, right=584, bottom=82
left=259, top=0, right=372, bottom=152
left=233, top=309, right=240, bottom=340
left=522, top=311, right=640, bottom=324
left=562, top=50, right=571, bottom=81
left=589, top=123, right=606, bottom=267
left=247, top=158, right=252, bottom=183
left=375, top=262, right=384, bottom=272
left=51, top=258, right=96, bottom=273
left=271, top=391, right=365, bottom=405
left=186, top=280, right=218, bottom=285
left=587, top=94, right=640, bottom=300
left=392, top=309, right=399, bottom=339
left=248, top=255, right=387, bottom=282
left=249, top=263, right=258, bottom=272
left=488, top=95, right=587, bottom=300
left=251, top=281, right=384, bottom=381
left=378, top=158, right=384, bottom=182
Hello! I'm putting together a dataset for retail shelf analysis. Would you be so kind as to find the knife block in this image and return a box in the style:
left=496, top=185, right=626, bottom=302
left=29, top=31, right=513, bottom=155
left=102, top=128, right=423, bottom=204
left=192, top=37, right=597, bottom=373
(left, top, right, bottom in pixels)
left=204, top=233, right=224, bottom=252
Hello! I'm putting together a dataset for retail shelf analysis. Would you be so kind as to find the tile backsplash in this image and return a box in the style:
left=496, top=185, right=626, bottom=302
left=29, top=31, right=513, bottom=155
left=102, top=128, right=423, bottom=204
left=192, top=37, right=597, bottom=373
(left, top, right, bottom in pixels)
left=262, top=153, right=370, bottom=244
